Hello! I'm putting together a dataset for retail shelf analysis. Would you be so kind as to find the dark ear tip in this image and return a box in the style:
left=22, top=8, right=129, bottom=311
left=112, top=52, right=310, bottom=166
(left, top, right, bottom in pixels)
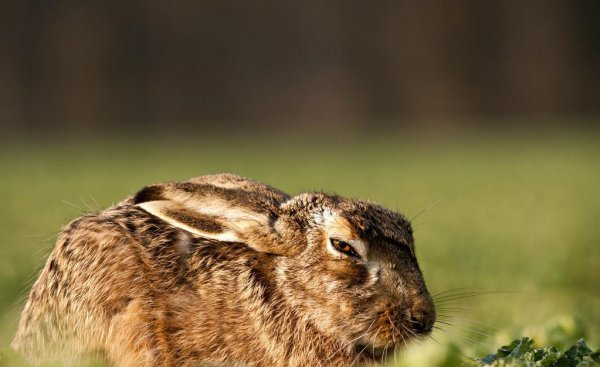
left=133, top=185, right=165, bottom=204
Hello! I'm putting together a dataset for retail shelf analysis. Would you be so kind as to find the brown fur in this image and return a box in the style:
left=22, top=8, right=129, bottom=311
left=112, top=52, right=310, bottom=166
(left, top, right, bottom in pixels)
left=13, top=174, right=435, bottom=366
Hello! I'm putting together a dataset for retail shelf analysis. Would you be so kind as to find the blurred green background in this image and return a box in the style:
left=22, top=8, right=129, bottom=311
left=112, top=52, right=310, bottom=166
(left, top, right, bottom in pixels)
left=2, top=1, right=600, bottom=365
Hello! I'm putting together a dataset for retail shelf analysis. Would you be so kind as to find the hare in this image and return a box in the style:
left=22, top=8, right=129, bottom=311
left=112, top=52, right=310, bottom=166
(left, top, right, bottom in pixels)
left=12, top=174, right=436, bottom=367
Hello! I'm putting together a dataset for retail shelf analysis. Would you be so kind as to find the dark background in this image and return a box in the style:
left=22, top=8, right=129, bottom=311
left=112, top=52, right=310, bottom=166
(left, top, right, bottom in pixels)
left=2, top=0, right=599, bottom=137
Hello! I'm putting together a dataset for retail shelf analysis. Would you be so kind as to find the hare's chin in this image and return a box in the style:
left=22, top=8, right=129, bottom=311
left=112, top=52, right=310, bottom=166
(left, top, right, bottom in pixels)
left=355, top=344, right=392, bottom=360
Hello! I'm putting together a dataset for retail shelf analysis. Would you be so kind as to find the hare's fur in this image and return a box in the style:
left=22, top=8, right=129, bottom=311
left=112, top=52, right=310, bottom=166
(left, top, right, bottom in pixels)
left=13, top=174, right=435, bottom=367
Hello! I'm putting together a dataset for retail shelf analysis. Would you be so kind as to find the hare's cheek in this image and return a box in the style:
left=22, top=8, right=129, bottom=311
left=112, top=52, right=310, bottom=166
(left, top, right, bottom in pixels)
left=323, top=260, right=373, bottom=289
left=363, top=263, right=382, bottom=287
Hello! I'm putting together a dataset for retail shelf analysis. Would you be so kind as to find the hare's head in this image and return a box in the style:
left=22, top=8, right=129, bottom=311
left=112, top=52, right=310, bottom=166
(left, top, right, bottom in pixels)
left=133, top=177, right=435, bottom=355
left=275, top=193, right=436, bottom=354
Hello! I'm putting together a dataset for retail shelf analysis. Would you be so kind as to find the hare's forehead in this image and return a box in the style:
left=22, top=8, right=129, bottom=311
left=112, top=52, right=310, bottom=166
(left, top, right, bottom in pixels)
left=314, top=208, right=350, bottom=232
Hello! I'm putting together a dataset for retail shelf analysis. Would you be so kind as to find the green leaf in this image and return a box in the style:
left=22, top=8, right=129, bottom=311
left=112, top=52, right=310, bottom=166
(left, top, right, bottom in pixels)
left=538, top=350, right=562, bottom=366
left=472, top=337, right=599, bottom=367
left=480, top=354, right=498, bottom=365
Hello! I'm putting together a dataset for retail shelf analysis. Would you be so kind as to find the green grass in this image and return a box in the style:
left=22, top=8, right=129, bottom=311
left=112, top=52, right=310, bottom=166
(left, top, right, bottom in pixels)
left=1, top=130, right=599, bottom=366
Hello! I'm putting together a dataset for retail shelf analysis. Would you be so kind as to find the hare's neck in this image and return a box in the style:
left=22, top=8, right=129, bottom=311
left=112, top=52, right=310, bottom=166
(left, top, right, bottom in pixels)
left=263, top=298, right=349, bottom=366
left=272, top=260, right=353, bottom=366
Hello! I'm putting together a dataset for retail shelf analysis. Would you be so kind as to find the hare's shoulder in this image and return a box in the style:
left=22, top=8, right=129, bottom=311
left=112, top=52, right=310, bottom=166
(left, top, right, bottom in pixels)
left=56, top=205, right=178, bottom=253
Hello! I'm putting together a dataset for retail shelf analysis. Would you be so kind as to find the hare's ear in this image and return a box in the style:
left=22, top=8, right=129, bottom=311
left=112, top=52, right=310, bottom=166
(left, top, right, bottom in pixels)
left=138, top=199, right=294, bottom=254
left=136, top=200, right=242, bottom=242
left=133, top=182, right=294, bottom=255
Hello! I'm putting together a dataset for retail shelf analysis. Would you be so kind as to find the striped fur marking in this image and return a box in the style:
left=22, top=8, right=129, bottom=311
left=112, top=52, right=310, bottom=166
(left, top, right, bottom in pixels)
left=136, top=201, right=240, bottom=242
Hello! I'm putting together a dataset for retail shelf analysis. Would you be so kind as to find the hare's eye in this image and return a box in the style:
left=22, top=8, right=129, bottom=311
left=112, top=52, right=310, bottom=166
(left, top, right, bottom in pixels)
left=330, top=238, right=360, bottom=258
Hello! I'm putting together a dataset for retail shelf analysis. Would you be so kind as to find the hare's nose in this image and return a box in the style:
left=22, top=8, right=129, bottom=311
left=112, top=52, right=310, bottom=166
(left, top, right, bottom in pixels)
left=409, top=300, right=436, bottom=334
left=409, top=313, right=434, bottom=334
